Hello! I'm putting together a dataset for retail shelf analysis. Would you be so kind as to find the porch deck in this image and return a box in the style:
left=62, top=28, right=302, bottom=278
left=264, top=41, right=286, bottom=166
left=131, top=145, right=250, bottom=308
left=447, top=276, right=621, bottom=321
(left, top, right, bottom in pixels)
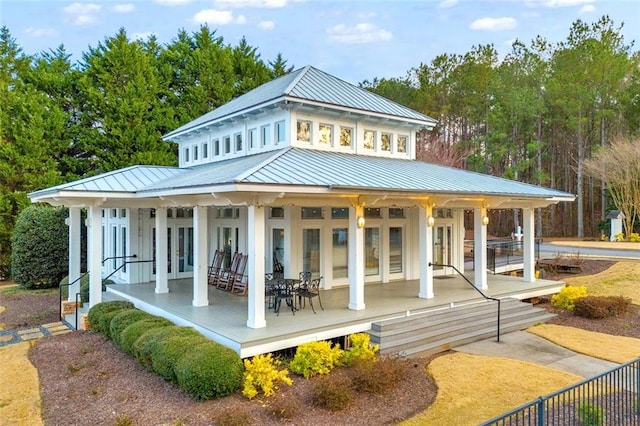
left=106, top=274, right=563, bottom=358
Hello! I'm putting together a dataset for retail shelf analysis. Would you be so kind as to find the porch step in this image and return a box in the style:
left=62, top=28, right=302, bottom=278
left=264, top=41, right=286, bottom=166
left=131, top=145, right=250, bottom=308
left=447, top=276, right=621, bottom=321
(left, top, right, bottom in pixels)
left=369, top=298, right=555, bottom=357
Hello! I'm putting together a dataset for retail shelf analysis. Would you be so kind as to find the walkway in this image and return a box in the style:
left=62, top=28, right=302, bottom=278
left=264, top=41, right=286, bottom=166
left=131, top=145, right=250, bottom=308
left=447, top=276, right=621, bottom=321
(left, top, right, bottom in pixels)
left=0, top=322, right=73, bottom=347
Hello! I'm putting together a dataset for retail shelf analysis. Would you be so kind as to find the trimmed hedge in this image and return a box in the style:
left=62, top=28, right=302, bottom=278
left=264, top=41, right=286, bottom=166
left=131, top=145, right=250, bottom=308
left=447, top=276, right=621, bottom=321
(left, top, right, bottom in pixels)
left=11, top=205, right=68, bottom=289
left=60, top=274, right=89, bottom=303
left=174, top=341, right=244, bottom=400
left=110, top=309, right=154, bottom=347
left=99, top=310, right=126, bottom=338
left=87, top=300, right=134, bottom=330
left=120, top=318, right=172, bottom=356
left=134, top=326, right=201, bottom=370
left=151, top=334, right=208, bottom=383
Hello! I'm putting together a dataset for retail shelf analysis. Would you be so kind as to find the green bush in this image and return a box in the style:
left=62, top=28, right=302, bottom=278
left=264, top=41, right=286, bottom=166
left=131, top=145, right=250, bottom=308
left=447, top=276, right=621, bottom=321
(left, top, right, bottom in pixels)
left=343, top=333, right=379, bottom=366
left=11, top=205, right=68, bottom=289
left=99, top=309, right=126, bottom=338
left=174, top=341, right=243, bottom=400
left=87, top=300, right=134, bottom=330
left=60, top=274, right=89, bottom=303
left=151, top=334, right=208, bottom=383
left=573, top=295, right=631, bottom=319
left=134, top=326, right=201, bottom=370
left=289, top=340, right=344, bottom=378
left=551, top=285, right=587, bottom=311
left=310, top=374, right=354, bottom=411
left=120, top=318, right=172, bottom=356
left=110, top=309, right=154, bottom=346
left=242, top=353, right=292, bottom=399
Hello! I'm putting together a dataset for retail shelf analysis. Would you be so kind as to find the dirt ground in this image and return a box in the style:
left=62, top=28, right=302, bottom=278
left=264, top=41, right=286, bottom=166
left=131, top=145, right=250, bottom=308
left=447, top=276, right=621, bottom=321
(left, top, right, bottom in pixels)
left=1, top=258, right=638, bottom=425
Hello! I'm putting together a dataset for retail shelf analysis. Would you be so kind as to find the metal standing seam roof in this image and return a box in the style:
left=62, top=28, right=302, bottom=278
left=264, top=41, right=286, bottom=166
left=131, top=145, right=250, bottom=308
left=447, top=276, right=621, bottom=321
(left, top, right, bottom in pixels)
left=164, top=66, right=437, bottom=139
left=139, top=148, right=574, bottom=200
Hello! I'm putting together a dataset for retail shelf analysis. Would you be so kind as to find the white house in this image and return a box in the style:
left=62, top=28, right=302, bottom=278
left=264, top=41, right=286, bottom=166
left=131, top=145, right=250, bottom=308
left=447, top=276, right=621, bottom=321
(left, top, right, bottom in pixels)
left=30, top=66, right=574, bottom=356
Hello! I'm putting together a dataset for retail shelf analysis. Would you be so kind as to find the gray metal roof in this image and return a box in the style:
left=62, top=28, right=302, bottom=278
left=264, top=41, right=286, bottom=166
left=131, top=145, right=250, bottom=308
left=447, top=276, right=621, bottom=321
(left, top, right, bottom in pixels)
left=29, top=165, right=185, bottom=198
left=164, top=66, right=437, bottom=139
left=141, top=148, right=573, bottom=200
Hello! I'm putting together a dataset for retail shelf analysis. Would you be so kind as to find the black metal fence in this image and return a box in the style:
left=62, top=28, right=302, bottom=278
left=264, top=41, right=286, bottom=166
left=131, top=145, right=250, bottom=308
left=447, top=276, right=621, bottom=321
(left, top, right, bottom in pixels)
left=480, top=356, right=640, bottom=425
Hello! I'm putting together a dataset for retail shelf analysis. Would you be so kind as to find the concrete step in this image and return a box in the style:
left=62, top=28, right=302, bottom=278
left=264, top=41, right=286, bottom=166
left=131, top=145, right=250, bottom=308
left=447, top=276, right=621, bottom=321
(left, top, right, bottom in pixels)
left=369, top=299, right=555, bottom=357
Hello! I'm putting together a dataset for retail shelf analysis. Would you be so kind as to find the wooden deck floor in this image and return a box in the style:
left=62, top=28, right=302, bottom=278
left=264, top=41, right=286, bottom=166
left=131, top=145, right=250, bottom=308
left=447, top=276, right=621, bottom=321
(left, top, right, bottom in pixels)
left=106, top=274, right=563, bottom=357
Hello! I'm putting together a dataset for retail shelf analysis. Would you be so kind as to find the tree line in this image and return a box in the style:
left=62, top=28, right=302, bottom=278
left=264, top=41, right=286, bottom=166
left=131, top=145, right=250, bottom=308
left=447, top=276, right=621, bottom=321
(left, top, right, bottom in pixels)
left=363, top=15, right=639, bottom=239
left=0, top=25, right=292, bottom=276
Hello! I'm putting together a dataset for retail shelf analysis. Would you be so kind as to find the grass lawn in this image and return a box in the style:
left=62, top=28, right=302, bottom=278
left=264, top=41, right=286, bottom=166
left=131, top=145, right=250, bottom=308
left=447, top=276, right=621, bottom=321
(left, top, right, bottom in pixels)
left=563, top=261, right=640, bottom=304
left=0, top=342, right=43, bottom=426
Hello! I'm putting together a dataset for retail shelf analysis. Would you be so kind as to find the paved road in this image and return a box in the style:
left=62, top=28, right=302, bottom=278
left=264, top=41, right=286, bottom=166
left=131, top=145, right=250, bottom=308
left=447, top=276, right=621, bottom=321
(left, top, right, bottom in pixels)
left=539, top=242, right=639, bottom=261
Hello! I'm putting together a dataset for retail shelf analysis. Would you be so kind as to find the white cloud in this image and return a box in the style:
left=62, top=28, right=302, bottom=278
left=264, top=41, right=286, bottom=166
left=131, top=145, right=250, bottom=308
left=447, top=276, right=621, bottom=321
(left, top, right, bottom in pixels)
left=327, top=23, right=392, bottom=44
left=258, top=20, right=275, bottom=30
left=63, top=3, right=101, bottom=26
left=470, top=17, right=517, bottom=31
left=132, top=31, right=154, bottom=40
left=526, top=0, right=595, bottom=7
left=579, top=4, right=595, bottom=13
left=439, top=0, right=458, bottom=9
left=236, top=14, right=247, bottom=24
left=193, top=9, right=235, bottom=25
left=155, top=0, right=192, bottom=5
left=112, top=4, right=135, bottom=13
left=214, top=0, right=289, bottom=8
left=24, top=27, right=59, bottom=38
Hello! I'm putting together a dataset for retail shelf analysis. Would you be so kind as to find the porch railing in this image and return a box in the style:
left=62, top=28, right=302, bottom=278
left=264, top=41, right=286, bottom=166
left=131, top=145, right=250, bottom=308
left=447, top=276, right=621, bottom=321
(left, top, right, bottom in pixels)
left=480, top=356, right=640, bottom=425
left=466, top=238, right=542, bottom=273
left=428, top=262, right=501, bottom=342
left=59, top=271, right=90, bottom=330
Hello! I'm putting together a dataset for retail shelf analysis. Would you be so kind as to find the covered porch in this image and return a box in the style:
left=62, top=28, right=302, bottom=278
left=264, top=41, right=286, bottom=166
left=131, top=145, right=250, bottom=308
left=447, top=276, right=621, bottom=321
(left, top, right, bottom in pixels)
left=105, top=274, right=563, bottom=358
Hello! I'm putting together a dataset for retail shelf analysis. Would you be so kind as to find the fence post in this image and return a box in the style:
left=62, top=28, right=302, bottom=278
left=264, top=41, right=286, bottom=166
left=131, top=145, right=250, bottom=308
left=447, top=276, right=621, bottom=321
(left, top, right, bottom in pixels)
left=636, top=359, right=640, bottom=417
left=536, top=397, right=545, bottom=425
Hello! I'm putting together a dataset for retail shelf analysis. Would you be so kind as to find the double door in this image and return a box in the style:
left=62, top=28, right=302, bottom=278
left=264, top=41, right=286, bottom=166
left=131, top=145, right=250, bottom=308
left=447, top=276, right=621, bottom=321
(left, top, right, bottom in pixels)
left=153, top=225, right=194, bottom=279
left=433, top=224, right=453, bottom=275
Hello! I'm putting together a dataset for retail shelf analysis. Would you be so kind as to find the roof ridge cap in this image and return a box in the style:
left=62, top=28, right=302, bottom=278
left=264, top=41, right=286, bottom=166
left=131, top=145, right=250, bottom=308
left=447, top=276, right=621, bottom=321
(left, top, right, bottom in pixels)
left=234, top=148, right=292, bottom=182
left=283, top=65, right=312, bottom=95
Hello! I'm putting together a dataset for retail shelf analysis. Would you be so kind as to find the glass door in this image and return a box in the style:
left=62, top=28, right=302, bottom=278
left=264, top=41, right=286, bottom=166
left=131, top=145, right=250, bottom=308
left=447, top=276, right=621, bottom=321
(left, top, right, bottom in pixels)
left=389, top=226, right=403, bottom=276
left=433, top=224, right=453, bottom=275
left=364, top=227, right=380, bottom=280
left=272, top=228, right=285, bottom=274
left=302, top=229, right=320, bottom=277
left=176, top=226, right=194, bottom=277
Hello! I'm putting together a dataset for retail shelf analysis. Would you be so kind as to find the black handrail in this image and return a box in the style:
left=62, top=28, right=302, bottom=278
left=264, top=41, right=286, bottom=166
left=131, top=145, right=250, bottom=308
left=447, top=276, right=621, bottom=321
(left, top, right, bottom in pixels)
left=102, top=254, right=137, bottom=265
left=59, top=271, right=90, bottom=323
left=102, top=258, right=153, bottom=282
left=428, top=262, right=502, bottom=342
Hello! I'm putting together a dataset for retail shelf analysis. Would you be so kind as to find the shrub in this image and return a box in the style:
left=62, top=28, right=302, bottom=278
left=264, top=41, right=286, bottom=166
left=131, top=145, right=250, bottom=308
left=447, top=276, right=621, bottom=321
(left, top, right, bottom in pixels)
left=99, top=309, right=127, bottom=339
left=151, top=334, right=208, bottom=383
left=343, top=333, right=379, bottom=366
left=629, top=232, right=640, bottom=243
left=573, top=295, right=631, bottom=319
left=87, top=300, right=134, bottom=331
left=119, top=318, right=172, bottom=356
left=60, top=274, right=90, bottom=303
left=11, top=205, right=68, bottom=289
left=134, top=326, right=201, bottom=370
left=311, top=374, right=354, bottom=411
left=351, top=355, right=408, bottom=394
left=174, top=341, right=243, bottom=400
left=289, top=340, right=344, bottom=378
left=577, top=402, right=604, bottom=426
left=214, top=411, right=253, bottom=426
left=551, top=285, right=587, bottom=311
left=268, top=394, right=301, bottom=421
left=242, top=353, right=292, bottom=399
left=110, top=309, right=154, bottom=346
left=613, top=232, right=625, bottom=242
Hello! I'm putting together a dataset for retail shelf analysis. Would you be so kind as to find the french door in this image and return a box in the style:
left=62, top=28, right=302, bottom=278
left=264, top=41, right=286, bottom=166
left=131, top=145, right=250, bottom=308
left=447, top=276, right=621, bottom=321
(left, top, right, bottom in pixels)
left=433, top=224, right=453, bottom=275
left=152, top=225, right=194, bottom=279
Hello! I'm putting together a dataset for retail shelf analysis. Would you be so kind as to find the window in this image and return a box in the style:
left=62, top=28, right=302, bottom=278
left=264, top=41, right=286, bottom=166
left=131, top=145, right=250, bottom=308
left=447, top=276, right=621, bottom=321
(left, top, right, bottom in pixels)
left=397, top=135, right=407, bottom=153
left=332, top=228, right=348, bottom=279
left=248, top=128, right=257, bottom=149
left=203, top=143, right=208, bottom=159
left=331, top=207, right=349, bottom=219
left=364, top=208, right=381, bottom=218
left=193, top=145, right=198, bottom=161
left=275, top=120, right=286, bottom=143
left=184, top=147, right=190, bottom=162
left=270, top=207, right=284, bottom=218
left=120, top=209, right=127, bottom=218
left=339, top=127, right=352, bottom=147
left=363, top=130, right=375, bottom=150
left=297, top=120, right=311, bottom=142
left=261, top=125, right=270, bottom=146
left=111, top=209, right=117, bottom=218
left=224, top=136, right=231, bottom=154
left=389, top=208, right=405, bottom=219
left=319, top=124, right=332, bottom=145
left=217, top=208, right=238, bottom=219
left=213, top=139, right=220, bottom=156
left=381, top=133, right=391, bottom=151
left=235, top=133, right=243, bottom=152
left=301, top=207, right=323, bottom=219
left=389, top=227, right=403, bottom=274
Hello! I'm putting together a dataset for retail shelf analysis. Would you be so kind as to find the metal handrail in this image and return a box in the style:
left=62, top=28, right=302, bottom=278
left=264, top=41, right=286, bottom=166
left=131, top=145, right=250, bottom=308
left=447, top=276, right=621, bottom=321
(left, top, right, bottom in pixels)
left=102, top=258, right=153, bottom=282
left=428, top=262, right=502, bottom=342
left=102, top=254, right=137, bottom=265
left=59, top=271, right=90, bottom=323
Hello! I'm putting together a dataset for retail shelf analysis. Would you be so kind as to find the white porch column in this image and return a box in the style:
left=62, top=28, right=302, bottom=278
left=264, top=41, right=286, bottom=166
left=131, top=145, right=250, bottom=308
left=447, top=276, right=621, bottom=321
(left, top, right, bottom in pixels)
left=473, top=207, right=488, bottom=291
left=192, top=206, right=209, bottom=307
left=88, top=205, right=103, bottom=308
left=155, top=208, right=168, bottom=294
left=247, top=205, right=266, bottom=328
left=418, top=206, right=434, bottom=299
left=67, top=207, right=82, bottom=301
left=348, top=205, right=365, bottom=310
left=522, top=208, right=536, bottom=283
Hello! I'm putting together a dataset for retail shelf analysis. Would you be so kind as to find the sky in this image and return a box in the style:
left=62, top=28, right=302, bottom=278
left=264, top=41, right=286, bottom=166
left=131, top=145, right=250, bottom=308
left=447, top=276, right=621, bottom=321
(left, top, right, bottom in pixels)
left=2, top=0, right=639, bottom=84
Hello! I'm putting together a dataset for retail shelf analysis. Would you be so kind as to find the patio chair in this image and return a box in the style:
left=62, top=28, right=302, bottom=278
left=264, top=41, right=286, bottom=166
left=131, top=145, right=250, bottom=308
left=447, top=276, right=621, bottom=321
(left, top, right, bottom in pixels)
left=216, top=252, right=242, bottom=291
left=274, top=279, right=296, bottom=316
left=230, top=254, right=249, bottom=295
left=298, top=271, right=312, bottom=287
left=297, top=276, right=324, bottom=314
left=207, top=249, right=225, bottom=286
